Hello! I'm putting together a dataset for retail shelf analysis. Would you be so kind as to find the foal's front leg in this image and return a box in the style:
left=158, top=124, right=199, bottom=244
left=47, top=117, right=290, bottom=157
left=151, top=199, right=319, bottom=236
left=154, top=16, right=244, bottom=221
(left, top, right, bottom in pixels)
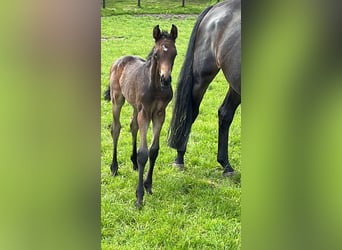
left=136, top=110, right=149, bottom=208
left=130, top=108, right=138, bottom=171
left=144, top=110, right=165, bottom=195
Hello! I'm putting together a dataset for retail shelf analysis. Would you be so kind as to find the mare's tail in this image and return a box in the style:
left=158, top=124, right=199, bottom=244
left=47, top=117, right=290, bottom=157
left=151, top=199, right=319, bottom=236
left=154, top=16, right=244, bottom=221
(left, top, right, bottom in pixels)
left=168, top=5, right=213, bottom=150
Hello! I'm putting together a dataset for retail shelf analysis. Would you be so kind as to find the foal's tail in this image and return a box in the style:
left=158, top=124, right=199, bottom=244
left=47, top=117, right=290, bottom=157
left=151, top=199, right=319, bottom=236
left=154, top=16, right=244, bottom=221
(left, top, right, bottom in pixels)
left=104, top=64, right=114, bottom=102
left=168, top=5, right=213, bottom=150
left=103, top=85, right=111, bottom=102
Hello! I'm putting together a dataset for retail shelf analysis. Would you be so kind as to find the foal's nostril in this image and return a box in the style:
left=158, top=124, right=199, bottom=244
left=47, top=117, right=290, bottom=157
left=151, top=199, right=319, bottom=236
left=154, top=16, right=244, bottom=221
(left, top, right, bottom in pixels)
left=161, top=75, right=172, bottom=87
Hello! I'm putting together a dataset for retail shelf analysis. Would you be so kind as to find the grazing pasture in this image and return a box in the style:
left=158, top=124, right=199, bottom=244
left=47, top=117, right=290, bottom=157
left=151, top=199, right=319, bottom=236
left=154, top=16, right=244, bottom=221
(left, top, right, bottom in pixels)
left=101, top=12, right=241, bottom=249
left=101, top=0, right=220, bottom=16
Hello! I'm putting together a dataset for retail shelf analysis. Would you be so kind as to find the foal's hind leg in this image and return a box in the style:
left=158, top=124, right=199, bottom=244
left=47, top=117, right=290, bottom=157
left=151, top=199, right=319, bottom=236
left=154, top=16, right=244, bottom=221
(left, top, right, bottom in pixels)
left=217, top=87, right=240, bottom=176
left=110, top=94, right=125, bottom=176
left=130, top=108, right=138, bottom=171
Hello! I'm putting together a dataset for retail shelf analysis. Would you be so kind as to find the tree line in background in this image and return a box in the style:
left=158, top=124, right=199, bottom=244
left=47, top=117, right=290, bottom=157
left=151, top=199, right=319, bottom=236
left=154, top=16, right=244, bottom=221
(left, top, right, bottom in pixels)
left=102, top=0, right=220, bottom=9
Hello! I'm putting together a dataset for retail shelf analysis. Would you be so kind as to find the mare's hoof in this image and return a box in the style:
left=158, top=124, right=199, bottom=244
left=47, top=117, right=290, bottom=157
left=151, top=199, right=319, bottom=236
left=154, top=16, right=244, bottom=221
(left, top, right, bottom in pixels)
left=223, top=170, right=235, bottom=177
left=223, top=169, right=241, bottom=183
left=172, top=162, right=185, bottom=170
left=223, top=164, right=235, bottom=176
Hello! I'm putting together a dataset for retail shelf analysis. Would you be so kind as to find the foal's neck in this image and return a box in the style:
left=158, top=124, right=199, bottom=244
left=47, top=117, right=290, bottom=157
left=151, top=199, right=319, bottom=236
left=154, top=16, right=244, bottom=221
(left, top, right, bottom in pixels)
left=146, top=51, right=161, bottom=89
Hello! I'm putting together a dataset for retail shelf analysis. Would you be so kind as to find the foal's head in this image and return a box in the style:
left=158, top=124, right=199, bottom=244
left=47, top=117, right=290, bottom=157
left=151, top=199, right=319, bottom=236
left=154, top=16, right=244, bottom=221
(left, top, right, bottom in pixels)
left=151, top=24, right=178, bottom=88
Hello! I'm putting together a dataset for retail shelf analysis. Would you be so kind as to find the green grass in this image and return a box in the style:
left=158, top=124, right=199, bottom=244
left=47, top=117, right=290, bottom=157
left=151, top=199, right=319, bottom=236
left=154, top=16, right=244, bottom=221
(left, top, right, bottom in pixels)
left=101, top=13, right=241, bottom=249
left=101, top=0, right=220, bottom=16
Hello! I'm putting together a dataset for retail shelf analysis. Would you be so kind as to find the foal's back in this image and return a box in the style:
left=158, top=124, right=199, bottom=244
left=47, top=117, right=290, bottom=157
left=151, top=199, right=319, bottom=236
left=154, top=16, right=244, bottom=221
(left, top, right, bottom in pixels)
left=109, top=55, right=146, bottom=106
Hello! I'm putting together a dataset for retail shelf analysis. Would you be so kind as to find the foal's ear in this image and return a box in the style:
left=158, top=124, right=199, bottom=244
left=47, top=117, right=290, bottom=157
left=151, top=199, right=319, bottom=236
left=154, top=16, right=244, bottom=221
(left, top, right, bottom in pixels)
left=153, top=25, right=161, bottom=41
left=170, top=24, right=178, bottom=41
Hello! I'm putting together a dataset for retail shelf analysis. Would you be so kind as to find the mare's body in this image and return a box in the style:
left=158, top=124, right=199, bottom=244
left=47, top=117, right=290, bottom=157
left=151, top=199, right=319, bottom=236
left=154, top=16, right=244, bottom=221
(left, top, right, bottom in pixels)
left=168, top=0, right=241, bottom=175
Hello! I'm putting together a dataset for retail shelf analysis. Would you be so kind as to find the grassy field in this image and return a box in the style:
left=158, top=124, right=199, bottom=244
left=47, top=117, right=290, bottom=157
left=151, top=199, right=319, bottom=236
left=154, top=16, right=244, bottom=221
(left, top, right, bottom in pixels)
left=101, top=10, right=241, bottom=249
left=101, top=0, right=220, bottom=16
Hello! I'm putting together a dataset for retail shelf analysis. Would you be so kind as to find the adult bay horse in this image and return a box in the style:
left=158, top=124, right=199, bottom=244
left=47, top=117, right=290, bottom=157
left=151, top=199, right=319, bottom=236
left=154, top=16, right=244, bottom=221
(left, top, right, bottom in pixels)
left=104, top=25, right=178, bottom=208
left=168, top=0, right=240, bottom=176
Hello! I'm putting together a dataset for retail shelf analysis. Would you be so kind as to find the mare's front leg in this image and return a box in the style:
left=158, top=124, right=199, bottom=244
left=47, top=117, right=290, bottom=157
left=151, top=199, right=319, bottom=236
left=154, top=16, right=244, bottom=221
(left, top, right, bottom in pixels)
left=217, top=88, right=240, bottom=176
left=136, top=109, right=149, bottom=208
left=144, top=110, right=165, bottom=194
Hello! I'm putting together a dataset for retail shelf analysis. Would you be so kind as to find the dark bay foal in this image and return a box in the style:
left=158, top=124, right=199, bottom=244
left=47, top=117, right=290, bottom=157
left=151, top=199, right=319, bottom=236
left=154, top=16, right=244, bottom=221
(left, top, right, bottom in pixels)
left=104, top=25, right=178, bottom=208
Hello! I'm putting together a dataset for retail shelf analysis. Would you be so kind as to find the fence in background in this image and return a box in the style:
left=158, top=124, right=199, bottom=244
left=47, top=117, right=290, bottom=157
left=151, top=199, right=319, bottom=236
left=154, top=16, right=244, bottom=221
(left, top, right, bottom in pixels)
left=102, top=0, right=220, bottom=9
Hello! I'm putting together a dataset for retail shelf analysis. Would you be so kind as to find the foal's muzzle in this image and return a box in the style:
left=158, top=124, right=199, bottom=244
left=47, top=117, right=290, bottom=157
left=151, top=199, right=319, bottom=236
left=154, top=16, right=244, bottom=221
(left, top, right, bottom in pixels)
left=161, top=75, right=172, bottom=88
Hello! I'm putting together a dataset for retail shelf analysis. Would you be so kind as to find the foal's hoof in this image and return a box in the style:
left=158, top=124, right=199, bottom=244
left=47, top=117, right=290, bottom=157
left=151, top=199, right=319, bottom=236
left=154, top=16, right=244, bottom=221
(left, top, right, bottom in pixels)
left=110, top=164, right=118, bottom=176
left=172, top=162, right=185, bottom=170
left=135, top=200, right=143, bottom=209
left=131, top=155, right=138, bottom=171
left=145, top=186, right=153, bottom=195
left=111, top=169, right=118, bottom=176
left=144, top=182, right=153, bottom=195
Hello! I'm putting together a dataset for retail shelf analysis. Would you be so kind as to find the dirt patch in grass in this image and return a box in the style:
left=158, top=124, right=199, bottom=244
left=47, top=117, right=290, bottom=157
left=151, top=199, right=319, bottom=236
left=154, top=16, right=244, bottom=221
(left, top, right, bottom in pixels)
left=101, top=36, right=126, bottom=41
left=133, top=14, right=198, bottom=20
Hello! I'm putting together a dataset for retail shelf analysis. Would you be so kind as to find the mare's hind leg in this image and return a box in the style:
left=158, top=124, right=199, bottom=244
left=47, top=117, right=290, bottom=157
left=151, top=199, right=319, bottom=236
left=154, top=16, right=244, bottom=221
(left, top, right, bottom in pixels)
left=217, top=87, right=241, bottom=176
left=110, top=94, right=125, bottom=176
left=173, top=65, right=219, bottom=169
left=130, top=108, right=138, bottom=171
left=144, top=110, right=165, bottom=194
